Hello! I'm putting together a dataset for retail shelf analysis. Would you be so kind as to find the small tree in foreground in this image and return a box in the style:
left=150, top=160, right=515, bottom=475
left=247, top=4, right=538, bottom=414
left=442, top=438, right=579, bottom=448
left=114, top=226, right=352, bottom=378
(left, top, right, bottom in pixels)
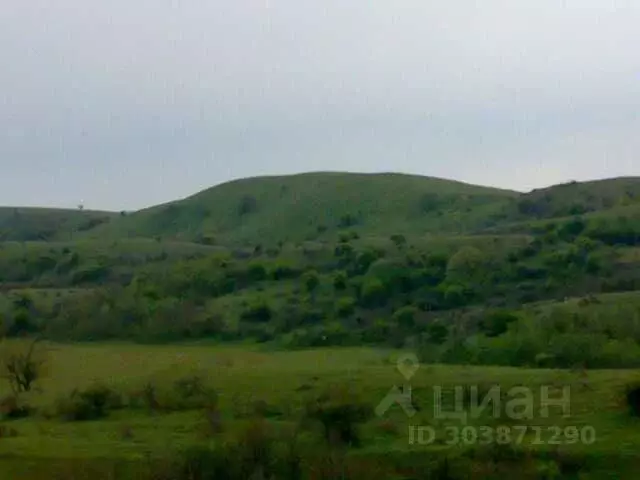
left=0, top=337, right=48, bottom=394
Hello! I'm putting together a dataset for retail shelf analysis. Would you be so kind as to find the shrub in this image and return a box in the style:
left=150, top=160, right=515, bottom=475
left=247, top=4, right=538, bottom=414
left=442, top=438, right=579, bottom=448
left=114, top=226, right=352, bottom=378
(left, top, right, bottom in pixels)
left=0, top=338, right=48, bottom=393
left=164, top=420, right=302, bottom=480
left=304, top=386, right=373, bottom=447
left=390, top=234, right=407, bottom=248
left=426, top=322, right=448, bottom=344
left=55, top=383, right=123, bottom=421
left=270, top=262, right=301, bottom=280
left=351, top=250, right=379, bottom=275
left=625, top=383, right=640, bottom=417
left=241, top=300, right=272, bottom=323
left=202, top=402, right=223, bottom=436
left=338, top=214, right=358, bottom=228
left=0, top=394, right=31, bottom=420
left=302, top=270, right=320, bottom=294
left=480, top=310, right=520, bottom=337
left=333, top=271, right=347, bottom=291
left=131, top=381, right=160, bottom=411
left=359, top=278, right=387, bottom=308
left=172, top=375, right=217, bottom=409
left=246, top=262, right=267, bottom=282
left=129, top=376, right=217, bottom=412
left=70, top=263, right=110, bottom=285
left=252, top=399, right=283, bottom=419
left=392, top=306, right=418, bottom=329
left=335, top=297, right=356, bottom=318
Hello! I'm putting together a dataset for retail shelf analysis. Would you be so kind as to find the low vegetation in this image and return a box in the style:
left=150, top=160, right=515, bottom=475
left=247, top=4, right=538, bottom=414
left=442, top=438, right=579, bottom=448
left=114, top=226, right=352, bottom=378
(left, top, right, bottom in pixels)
left=1, top=172, right=640, bottom=477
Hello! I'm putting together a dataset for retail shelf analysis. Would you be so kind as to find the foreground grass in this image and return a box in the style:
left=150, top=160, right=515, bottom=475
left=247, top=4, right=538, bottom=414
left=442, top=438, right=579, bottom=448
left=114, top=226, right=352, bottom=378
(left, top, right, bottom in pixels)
left=1, top=343, right=640, bottom=478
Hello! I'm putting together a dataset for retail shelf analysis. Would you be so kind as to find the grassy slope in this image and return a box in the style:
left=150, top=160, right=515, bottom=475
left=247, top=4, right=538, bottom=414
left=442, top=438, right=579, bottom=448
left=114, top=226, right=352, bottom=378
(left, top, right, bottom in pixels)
left=1, top=344, right=640, bottom=478
left=3, top=173, right=639, bottom=247
left=0, top=239, right=226, bottom=290
left=81, top=172, right=520, bottom=245
left=2, top=174, right=640, bottom=478
left=501, top=177, right=640, bottom=221
left=0, top=207, right=117, bottom=242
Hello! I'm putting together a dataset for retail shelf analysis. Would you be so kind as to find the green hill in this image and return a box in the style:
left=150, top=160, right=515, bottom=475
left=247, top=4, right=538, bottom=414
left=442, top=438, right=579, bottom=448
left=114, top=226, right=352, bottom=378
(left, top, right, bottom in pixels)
left=3, top=172, right=640, bottom=480
left=82, top=172, right=519, bottom=245
left=5, top=173, right=639, bottom=246
left=507, top=176, right=640, bottom=220
left=0, top=207, right=117, bottom=241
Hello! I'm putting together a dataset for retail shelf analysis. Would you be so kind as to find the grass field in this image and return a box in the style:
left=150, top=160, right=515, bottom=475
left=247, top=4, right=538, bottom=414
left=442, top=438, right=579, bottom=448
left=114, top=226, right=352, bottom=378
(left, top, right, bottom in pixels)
left=2, top=343, right=640, bottom=478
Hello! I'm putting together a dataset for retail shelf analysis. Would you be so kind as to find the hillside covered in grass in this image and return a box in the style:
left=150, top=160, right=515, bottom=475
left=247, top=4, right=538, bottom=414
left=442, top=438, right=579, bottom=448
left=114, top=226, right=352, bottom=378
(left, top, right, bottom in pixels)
left=0, top=207, right=117, bottom=242
left=2, top=172, right=640, bottom=479
left=508, top=177, right=640, bottom=220
left=0, top=171, right=639, bottom=368
left=80, top=172, right=520, bottom=244
left=4, top=173, right=640, bottom=246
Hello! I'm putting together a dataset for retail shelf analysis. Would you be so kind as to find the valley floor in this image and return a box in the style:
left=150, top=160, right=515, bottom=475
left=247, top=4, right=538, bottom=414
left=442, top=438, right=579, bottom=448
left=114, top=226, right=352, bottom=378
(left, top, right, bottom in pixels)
left=1, top=343, right=640, bottom=478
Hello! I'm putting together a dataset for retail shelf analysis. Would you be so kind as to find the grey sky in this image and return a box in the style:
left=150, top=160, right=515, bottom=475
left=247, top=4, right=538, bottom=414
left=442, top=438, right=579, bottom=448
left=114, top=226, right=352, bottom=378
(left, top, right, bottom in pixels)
left=1, top=0, right=638, bottom=211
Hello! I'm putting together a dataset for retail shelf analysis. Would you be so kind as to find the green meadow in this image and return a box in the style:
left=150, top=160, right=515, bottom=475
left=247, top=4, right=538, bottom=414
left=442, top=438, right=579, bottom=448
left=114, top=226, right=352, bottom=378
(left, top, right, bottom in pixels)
left=2, top=343, right=640, bottom=479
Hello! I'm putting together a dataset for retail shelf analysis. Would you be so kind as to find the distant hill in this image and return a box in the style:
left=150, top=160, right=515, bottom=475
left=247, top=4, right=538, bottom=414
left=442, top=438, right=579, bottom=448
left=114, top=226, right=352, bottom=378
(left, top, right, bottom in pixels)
left=508, top=177, right=640, bottom=220
left=0, top=207, right=117, bottom=241
left=3, top=173, right=640, bottom=246
left=1, top=172, right=640, bottom=364
left=81, top=172, right=519, bottom=245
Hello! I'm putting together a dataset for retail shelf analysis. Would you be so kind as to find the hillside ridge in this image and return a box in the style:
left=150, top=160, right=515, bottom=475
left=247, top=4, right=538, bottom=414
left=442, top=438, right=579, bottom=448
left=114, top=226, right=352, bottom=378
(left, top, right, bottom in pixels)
left=2, top=172, right=640, bottom=244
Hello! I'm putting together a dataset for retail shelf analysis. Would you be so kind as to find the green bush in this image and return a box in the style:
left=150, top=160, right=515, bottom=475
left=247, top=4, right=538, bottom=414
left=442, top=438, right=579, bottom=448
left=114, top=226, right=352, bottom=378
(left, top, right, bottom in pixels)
left=163, top=419, right=303, bottom=480
left=304, top=386, right=373, bottom=447
left=333, top=271, right=347, bottom=290
left=625, top=383, right=640, bottom=417
left=335, top=297, right=356, bottom=318
left=241, top=299, right=273, bottom=323
left=55, top=384, right=123, bottom=421
left=426, top=322, right=448, bottom=345
left=479, top=310, right=520, bottom=337
left=392, top=306, right=418, bottom=329
left=0, top=395, right=31, bottom=420
left=302, top=270, right=320, bottom=293
left=171, top=375, right=217, bottom=410
left=359, top=277, right=387, bottom=308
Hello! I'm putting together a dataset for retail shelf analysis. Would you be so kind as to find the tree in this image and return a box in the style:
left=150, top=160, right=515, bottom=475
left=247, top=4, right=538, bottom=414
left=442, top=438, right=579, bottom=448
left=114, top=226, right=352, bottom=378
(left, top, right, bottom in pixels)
left=333, top=272, right=347, bottom=291
left=441, top=283, right=473, bottom=308
left=359, top=277, right=387, bottom=308
left=390, top=234, right=407, bottom=250
left=0, top=337, right=48, bottom=394
left=480, top=310, right=519, bottom=337
left=352, top=250, right=378, bottom=275
left=556, top=216, right=586, bottom=240
left=241, top=300, right=272, bottom=323
left=338, top=213, right=358, bottom=228
left=335, top=297, right=356, bottom=318
left=446, top=246, right=486, bottom=284
left=392, top=306, right=418, bottom=329
left=304, top=386, right=372, bottom=447
left=302, top=270, right=320, bottom=294
left=426, top=322, right=448, bottom=344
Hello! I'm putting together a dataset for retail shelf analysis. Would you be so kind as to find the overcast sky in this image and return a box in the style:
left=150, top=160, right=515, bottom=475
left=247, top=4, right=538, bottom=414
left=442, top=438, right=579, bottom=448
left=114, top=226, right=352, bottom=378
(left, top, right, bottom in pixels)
left=1, top=1, right=638, bottom=211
